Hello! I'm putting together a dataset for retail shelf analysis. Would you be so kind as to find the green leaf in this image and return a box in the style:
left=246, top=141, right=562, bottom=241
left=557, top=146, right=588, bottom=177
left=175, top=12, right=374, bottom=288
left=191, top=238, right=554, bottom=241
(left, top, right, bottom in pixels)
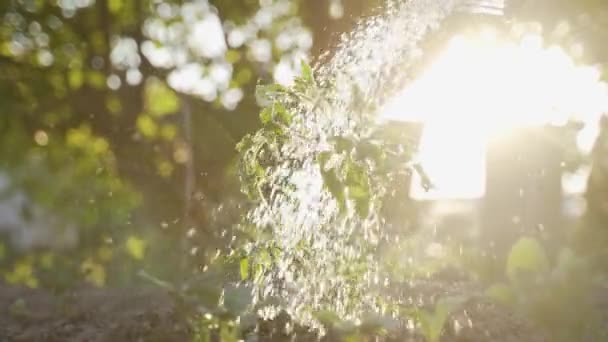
left=260, top=102, right=292, bottom=126
left=219, top=321, right=239, bottom=342
left=125, top=236, right=146, bottom=260
left=418, top=311, right=439, bottom=342
left=256, top=84, right=287, bottom=101
left=313, top=309, right=341, bottom=326
left=300, top=60, right=314, bottom=84
left=506, top=237, right=549, bottom=283
left=240, top=257, right=249, bottom=280
left=273, top=102, right=292, bottom=125
left=235, top=134, right=253, bottom=153
left=349, top=185, right=369, bottom=199
left=260, top=107, right=272, bottom=125
left=418, top=296, right=467, bottom=342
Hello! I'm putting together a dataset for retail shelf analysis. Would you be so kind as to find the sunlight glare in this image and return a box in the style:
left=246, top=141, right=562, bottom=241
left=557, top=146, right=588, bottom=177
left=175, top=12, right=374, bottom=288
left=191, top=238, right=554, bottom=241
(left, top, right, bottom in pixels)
left=382, top=30, right=608, bottom=199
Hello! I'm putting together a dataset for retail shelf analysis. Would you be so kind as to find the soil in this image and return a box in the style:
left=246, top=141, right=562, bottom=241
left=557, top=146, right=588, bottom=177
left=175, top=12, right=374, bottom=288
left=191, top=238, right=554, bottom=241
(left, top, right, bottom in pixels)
left=0, top=279, right=547, bottom=342
left=0, top=284, right=191, bottom=342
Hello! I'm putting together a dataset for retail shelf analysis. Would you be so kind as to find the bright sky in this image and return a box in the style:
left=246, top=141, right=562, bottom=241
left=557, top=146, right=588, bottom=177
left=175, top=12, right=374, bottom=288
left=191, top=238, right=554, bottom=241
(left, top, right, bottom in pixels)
left=381, top=30, right=608, bottom=200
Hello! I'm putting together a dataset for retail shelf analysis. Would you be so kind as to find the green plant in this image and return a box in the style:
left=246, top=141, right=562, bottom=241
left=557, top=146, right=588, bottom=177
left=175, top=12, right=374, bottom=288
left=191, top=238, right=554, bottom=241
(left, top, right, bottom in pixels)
left=236, top=61, right=428, bottom=326
left=505, top=237, right=550, bottom=285
left=191, top=316, right=241, bottom=342
left=410, top=296, right=468, bottom=342
left=485, top=237, right=605, bottom=341
left=238, top=61, right=424, bottom=218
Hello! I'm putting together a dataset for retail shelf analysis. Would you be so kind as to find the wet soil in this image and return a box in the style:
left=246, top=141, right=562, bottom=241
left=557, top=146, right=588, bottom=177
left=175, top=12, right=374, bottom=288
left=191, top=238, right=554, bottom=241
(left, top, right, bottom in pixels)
left=0, top=284, right=190, bottom=342
left=0, top=280, right=547, bottom=342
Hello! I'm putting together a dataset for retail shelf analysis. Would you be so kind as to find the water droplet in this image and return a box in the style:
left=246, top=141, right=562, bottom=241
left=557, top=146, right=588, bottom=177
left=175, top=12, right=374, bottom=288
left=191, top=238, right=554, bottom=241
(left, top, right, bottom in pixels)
left=238, top=0, right=477, bottom=329
left=186, top=228, right=196, bottom=238
left=454, top=319, right=463, bottom=335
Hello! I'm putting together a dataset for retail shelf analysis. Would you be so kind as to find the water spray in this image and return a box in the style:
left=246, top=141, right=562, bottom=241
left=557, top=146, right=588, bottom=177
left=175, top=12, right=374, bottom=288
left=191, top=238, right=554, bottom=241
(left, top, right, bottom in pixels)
left=241, top=0, right=517, bottom=331
left=456, top=0, right=506, bottom=16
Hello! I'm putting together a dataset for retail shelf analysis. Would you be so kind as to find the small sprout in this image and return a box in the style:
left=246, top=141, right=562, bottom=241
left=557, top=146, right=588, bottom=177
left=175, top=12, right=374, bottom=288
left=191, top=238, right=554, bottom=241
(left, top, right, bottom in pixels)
left=506, top=237, right=549, bottom=284
left=414, top=296, right=468, bottom=342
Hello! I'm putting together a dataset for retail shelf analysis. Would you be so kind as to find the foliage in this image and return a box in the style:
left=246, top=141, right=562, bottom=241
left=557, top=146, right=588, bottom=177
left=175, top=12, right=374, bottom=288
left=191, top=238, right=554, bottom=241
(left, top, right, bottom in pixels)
left=0, top=0, right=324, bottom=288
left=236, top=60, right=426, bottom=326
left=412, top=296, right=468, bottom=342
left=1, top=1, right=608, bottom=341
left=505, top=237, right=549, bottom=285
left=239, top=61, right=423, bottom=220
left=191, top=316, right=241, bottom=342
left=0, top=123, right=140, bottom=231
left=485, top=237, right=605, bottom=341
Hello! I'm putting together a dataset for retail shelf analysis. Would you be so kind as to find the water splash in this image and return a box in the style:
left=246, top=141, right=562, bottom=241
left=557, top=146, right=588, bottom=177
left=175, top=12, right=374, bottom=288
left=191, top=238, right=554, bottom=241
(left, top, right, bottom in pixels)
left=241, top=0, right=482, bottom=331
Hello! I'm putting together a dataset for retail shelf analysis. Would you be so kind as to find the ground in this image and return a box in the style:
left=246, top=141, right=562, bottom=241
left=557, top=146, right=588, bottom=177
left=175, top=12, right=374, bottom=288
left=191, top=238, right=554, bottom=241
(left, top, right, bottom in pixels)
left=0, top=284, right=190, bottom=341
left=0, top=278, right=549, bottom=342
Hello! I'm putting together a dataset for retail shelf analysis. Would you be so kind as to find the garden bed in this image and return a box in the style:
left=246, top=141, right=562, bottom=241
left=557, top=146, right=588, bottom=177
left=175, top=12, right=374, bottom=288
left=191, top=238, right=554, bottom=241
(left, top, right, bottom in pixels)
left=0, top=279, right=549, bottom=342
left=0, top=284, right=190, bottom=341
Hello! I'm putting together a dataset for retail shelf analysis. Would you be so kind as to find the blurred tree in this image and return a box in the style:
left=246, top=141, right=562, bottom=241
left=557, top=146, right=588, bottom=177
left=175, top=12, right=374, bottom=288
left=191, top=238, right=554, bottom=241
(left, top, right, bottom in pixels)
left=0, top=0, right=381, bottom=285
left=508, top=0, right=608, bottom=67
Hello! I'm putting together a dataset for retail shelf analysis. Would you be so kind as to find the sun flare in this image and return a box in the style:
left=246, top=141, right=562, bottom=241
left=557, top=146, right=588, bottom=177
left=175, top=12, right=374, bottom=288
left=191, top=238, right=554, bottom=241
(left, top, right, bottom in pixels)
left=382, top=30, right=608, bottom=200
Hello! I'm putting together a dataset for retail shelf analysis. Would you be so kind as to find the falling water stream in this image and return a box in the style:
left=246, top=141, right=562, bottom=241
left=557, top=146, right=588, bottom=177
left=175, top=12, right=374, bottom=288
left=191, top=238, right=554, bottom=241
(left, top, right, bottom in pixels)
left=241, top=0, right=504, bottom=332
